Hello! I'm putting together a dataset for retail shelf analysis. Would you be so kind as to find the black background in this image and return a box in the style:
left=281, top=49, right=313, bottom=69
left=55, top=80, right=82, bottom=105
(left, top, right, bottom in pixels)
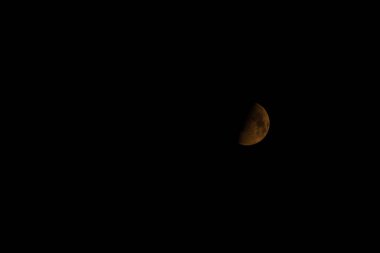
left=11, top=5, right=378, bottom=242
left=42, top=7, right=376, bottom=210
left=98, top=14, right=366, bottom=219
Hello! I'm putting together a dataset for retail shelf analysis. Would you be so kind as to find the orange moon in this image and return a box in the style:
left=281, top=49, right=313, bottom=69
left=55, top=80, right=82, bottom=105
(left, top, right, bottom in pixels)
left=239, top=103, right=270, bottom=146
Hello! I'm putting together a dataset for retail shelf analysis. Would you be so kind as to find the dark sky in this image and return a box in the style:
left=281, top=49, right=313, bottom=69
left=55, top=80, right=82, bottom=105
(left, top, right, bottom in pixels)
left=101, top=11, right=374, bottom=206
left=11, top=4, right=378, bottom=243
left=42, top=7, right=376, bottom=232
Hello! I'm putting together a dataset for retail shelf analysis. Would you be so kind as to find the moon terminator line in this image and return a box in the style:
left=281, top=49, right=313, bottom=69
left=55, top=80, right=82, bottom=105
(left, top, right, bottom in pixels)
left=239, top=103, right=270, bottom=146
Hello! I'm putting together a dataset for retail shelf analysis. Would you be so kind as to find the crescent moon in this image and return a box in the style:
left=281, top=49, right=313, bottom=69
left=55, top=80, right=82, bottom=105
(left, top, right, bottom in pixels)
left=239, top=103, right=270, bottom=146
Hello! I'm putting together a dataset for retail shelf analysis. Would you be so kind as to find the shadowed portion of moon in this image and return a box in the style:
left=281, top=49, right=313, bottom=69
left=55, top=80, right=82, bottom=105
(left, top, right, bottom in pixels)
left=239, top=103, right=270, bottom=146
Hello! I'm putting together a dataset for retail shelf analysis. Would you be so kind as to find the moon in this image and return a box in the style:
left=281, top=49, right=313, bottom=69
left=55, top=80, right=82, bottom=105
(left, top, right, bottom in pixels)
left=239, top=103, right=270, bottom=146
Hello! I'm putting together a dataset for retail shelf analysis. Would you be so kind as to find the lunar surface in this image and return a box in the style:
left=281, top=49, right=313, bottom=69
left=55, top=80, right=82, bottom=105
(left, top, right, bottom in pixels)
left=239, top=103, right=270, bottom=146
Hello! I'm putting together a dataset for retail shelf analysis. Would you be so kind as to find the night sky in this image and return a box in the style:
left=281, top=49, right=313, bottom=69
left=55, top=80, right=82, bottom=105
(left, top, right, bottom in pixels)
left=84, top=10, right=374, bottom=211
left=29, top=6, right=375, bottom=238
left=9, top=3, right=378, bottom=246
